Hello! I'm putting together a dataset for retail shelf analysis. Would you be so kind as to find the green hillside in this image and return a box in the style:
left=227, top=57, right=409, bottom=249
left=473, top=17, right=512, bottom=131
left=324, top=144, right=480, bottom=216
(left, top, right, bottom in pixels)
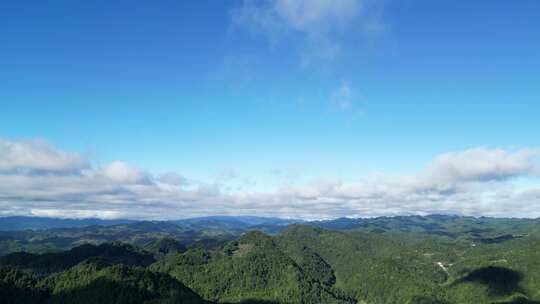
left=1, top=216, right=540, bottom=304
left=151, top=231, right=354, bottom=303
left=277, top=224, right=540, bottom=304
left=0, top=242, right=155, bottom=275
left=39, top=258, right=207, bottom=304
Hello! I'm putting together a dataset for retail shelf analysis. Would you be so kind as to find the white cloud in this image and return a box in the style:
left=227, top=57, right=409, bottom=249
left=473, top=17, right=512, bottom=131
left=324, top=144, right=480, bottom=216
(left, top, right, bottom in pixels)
left=0, top=138, right=539, bottom=219
left=0, top=139, right=87, bottom=174
left=101, top=161, right=149, bottom=184
left=426, top=148, right=538, bottom=183
left=30, top=209, right=122, bottom=219
left=230, top=0, right=379, bottom=65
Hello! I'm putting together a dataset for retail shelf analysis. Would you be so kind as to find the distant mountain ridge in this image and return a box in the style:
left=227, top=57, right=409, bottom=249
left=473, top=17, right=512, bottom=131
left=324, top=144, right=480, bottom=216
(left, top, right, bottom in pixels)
left=0, top=216, right=136, bottom=231
left=0, top=215, right=301, bottom=232
left=1, top=214, right=538, bottom=233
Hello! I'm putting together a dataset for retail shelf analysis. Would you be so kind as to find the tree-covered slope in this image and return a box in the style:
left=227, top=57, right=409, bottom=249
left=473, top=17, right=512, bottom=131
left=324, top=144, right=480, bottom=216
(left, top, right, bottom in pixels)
left=151, top=231, right=354, bottom=304
left=2, top=215, right=540, bottom=304
left=277, top=225, right=448, bottom=304
left=0, top=242, right=154, bottom=275
left=0, top=259, right=208, bottom=304
left=143, top=237, right=188, bottom=257
left=441, top=236, right=540, bottom=304
left=277, top=224, right=540, bottom=304
left=39, top=258, right=208, bottom=304
left=0, top=265, right=48, bottom=304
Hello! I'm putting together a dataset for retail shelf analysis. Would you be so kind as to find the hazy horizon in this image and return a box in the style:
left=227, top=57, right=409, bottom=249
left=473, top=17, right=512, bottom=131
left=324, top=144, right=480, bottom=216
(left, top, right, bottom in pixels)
left=1, top=213, right=538, bottom=222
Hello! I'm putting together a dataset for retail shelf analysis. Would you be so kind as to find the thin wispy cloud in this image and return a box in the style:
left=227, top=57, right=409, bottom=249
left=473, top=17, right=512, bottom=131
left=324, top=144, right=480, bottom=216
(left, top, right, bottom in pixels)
left=330, top=82, right=354, bottom=110
left=0, top=138, right=539, bottom=220
left=230, top=0, right=383, bottom=66
left=330, top=82, right=365, bottom=113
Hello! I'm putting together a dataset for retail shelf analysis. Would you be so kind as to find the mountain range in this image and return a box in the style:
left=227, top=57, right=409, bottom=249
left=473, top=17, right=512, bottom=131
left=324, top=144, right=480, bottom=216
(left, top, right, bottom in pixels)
left=1, top=215, right=540, bottom=303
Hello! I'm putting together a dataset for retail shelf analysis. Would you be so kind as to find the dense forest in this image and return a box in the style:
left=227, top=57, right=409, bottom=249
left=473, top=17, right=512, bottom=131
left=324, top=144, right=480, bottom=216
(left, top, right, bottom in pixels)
left=1, top=215, right=539, bottom=304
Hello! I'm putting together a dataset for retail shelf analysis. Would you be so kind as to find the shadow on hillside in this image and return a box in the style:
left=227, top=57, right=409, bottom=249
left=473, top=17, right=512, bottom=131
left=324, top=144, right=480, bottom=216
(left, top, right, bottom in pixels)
left=47, top=277, right=206, bottom=304
left=408, top=295, right=450, bottom=304
left=495, top=296, right=540, bottom=304
left=0, top=285, right=48, bottom=304
left=231, top=301, right=280, bottom=304
left=452, top=266, right=524, bottom=297
left=220, top=300, right=280, bottom=304
left=0, top=243, right=155, bottom=274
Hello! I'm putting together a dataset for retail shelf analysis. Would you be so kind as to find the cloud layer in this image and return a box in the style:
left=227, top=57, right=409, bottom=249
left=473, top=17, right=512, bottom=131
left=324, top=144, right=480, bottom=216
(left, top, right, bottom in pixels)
left=0, top=138, right=539, bottom=219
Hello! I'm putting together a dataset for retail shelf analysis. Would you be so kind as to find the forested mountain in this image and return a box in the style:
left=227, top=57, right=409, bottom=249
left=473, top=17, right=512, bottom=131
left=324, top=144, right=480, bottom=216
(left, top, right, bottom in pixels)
left=0, top=259, right=208, bottom=304
left=0, top=216, right=295, bottom=256
left=277, top=224, right=540, bottom=303
left=0, top=221, right=234, bottom=256
left=310, top=215, right=538, bottom=241
left=0, top=242, right=155, bottom=275
left=173, top=216, right=301, bottom=232
left=39, top=259, right=207, bottom=304
left=1, top=215, right=540, bottom=304
left=151, top=231, right=354, bottom=304
left=0, top=216, right=296, bottom=234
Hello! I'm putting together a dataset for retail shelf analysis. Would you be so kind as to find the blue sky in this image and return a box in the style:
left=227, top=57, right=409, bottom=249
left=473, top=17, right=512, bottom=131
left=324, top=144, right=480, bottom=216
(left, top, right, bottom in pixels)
left=1, top=0, right=539, bottom=219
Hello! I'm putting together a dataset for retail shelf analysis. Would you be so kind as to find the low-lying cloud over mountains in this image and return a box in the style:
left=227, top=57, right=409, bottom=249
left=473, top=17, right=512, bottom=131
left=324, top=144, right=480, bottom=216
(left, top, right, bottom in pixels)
left=0, top=138, right=539, bottom=219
